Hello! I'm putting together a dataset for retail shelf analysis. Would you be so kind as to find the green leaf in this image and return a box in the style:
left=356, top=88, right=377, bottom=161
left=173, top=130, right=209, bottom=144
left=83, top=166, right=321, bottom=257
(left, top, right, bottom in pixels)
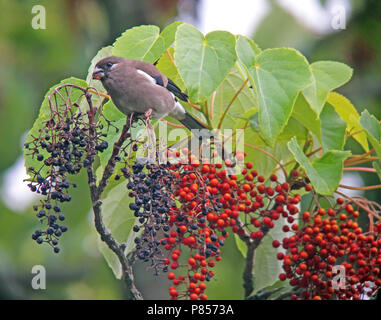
left=320, top=104, right=346, bottom=152
left=98, top=100, right=127, bottom=168
left=242, top=129, right=294, bottom=178
left=360, top=110, right=381, bottom=141
left=82, top=46, right=113, bottom=112
left=249, top=279, right=291, bottom=300
left=303, top=61, right=353, bottom=115
left=97, top=101, right=146, bottom=192
left=211, top=66, right=257, bottom=128
left=235, top=35, right=261, bottom=69
left=253, top=217, right=285, bottom=293
left=97, top=181, right=137, bottom=279
left=156, top=47, right=186, bottom=91
left=360, top=110, right=381, bottom=162
left=174, top=23, right=236, bottom=103
left=277, top=117, right=308, bottom=141
left=288, top=137, right=350, bottom=195
left=327, top=92, right=368, bottom=151
left=160, top=21, right=184, bottom=49
left=373, top=161, right=381, bottom=182
left=233, top=234, right=247, bottom=258
left=249, top=48, right=312, bottom=146
left=112, top=23, right=183, bottom=64
left=24, top=77, right=88, bottom=178
left=292, top=93, right=321, bottom=139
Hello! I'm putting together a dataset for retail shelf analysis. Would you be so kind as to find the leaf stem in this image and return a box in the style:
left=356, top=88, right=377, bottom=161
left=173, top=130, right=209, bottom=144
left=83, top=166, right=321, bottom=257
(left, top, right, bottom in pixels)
left=344, top=157, right=379, bottom=166
left=210, top=91, right=216, bottom=121
left=161, top=119, right=185, bottom=128
left=244, top=142, right=288, bottom=179
left=217, top=78, right=249, bottom=129
left=339, top=184, right=381, bottom=191
left=343, top=167, right=376, bottom=173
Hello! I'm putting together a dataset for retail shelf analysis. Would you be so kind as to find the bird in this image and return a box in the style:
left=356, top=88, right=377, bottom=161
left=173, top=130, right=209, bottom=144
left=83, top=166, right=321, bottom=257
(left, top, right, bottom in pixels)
left=92, top=56, right=208, bottom=133
left=92, top=56, right=234, bottom=164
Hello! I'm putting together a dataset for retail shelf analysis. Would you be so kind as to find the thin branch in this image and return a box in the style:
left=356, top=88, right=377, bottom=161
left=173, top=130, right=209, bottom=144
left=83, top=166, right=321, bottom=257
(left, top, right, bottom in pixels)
left=339, top=184, right=381, bottom=191
left=97, top=119, right=131, bottom=197
left=344, top=157, right=379, bottom=166
left=161, top=119, right=186, bottom=128
left=210, top=91, right=216, bottom=121
left=244, top=142, right=288, bottom=180
left=242, top=226, right=270, bottom=299
left=335, top=190, right=381, bottom=220
left=87, top=114, right=143, bottom=300
left=87, top=88, right=110, bottom=99
left=344, top=167, right=376, bottom=173
left=243, top=242, right=256, bottom=299
left=346, top=148, right=375, bottom=162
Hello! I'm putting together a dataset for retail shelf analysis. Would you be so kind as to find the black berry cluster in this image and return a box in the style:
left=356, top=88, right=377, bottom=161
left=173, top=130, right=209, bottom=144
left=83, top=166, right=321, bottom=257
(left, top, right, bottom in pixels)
left=25, top=102, right=108, bottom=252
left=120, top=160, right=176, bottom=274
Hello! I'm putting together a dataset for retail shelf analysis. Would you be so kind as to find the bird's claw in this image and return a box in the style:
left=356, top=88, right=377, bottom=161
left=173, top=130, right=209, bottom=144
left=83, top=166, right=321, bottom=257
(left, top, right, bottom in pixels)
left=144, top=109, right=153, bottom=129
left=144, top=109, right=153, bottom=119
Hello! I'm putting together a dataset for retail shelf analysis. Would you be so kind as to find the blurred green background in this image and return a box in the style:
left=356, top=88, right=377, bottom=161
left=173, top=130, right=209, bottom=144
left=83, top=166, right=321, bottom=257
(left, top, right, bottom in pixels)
left=0, top=0, right=380, bottom=299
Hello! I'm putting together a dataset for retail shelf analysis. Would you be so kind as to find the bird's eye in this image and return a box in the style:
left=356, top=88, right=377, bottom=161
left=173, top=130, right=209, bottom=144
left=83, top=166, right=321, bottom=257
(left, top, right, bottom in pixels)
left=106, top=62, right=113, bottom=68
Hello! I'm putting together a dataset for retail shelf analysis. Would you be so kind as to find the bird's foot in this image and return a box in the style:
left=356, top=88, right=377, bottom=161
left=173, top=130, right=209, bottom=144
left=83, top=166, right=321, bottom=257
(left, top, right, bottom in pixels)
left=144, top=109, right=153, bottom=129
left=144, top=109, right=153, bottom=119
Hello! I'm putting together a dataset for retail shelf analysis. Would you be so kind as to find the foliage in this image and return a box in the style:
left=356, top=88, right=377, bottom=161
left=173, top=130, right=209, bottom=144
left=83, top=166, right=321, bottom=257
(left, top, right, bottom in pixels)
left=22, top=22, right=381, bottom=300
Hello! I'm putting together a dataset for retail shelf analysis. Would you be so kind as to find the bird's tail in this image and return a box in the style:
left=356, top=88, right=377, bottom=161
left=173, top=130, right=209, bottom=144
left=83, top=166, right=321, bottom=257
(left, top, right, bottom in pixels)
left=178, top=113, right=234, bottom=165
left=179, top=112, right=210, bottom=134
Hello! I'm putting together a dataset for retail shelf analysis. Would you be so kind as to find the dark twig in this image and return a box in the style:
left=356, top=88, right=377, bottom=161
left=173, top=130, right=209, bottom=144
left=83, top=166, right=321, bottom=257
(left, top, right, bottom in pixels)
left=236, top=215, right=270, bottom=299
left=85, top=96, right=142, bottom=299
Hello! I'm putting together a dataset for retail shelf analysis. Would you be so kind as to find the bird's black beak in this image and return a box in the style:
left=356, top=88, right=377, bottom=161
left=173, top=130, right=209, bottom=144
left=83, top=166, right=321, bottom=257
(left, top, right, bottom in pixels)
left=92, top=66, right=105, bottom=80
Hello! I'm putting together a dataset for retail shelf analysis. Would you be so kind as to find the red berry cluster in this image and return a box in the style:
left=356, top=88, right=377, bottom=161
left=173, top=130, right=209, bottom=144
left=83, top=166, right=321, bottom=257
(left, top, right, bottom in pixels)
left=161, top=157, right=230, bottom=300
left=158, top=149, right=314, bottom=300
left=276, top=197, right=381, bottom=300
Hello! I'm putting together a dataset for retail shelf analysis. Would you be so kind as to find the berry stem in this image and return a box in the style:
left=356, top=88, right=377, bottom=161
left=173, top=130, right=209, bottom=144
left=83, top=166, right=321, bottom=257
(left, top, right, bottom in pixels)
left=335, top=190, right=381, bottom=220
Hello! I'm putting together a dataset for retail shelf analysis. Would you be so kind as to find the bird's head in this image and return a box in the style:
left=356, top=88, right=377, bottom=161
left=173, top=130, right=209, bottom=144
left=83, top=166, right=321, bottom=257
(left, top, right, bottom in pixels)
left=92, top=56, right=125, bottom=81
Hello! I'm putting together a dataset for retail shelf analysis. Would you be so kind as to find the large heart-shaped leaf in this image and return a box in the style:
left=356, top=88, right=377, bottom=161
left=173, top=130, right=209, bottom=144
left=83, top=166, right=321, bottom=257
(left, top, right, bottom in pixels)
left=211, top=66, right=257, bottom=128
left=235, top=35, right=261, bottom=69
left=287, top=137, right=350, bottom=196
left=249, top=48, right=312, bottom=146
left=303, top=61, right=353, bottom=115
left=174, top=23, right=236, bottom=103
left=112, top=22, right=183, bottom=63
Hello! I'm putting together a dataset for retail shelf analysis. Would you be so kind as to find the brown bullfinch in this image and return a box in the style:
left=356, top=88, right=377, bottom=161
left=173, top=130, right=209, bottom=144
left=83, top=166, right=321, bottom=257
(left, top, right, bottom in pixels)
left=92, top=56, right=208, bottom=133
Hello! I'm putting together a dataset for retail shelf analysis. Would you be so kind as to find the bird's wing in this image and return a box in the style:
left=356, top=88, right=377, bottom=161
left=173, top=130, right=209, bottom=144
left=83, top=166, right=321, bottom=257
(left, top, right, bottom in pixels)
left=129, top=60, right=188, bottom=102
left=165, top=78, right=188, bottom=102
left=129, top=60, right=168, bottom=87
